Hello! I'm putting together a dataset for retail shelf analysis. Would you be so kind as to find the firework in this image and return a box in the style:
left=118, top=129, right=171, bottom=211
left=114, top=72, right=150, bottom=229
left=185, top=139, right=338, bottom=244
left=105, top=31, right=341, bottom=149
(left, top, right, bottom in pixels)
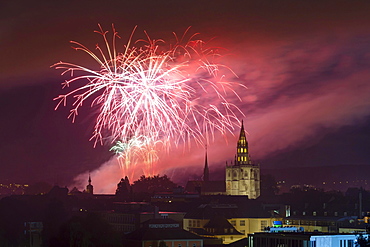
left=110, top=136, right=161, bottom=177
left=53, top=25, right=244, bottom=157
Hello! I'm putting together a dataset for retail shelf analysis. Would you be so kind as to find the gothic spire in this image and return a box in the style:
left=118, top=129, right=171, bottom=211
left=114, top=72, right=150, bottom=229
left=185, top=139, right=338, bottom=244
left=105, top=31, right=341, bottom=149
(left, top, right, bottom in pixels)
left=238, top=120, right=246, bottom=141
left=237, top=120, right=249, bottom=165
left=203, top=146, right=209, bottom=181
left=86, top=173, right=94, bottom=194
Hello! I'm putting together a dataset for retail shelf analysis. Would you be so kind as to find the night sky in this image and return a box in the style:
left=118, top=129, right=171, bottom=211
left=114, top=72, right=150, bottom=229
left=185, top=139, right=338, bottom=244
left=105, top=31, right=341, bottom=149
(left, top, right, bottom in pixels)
left=1, top=1, right=370, bottom=193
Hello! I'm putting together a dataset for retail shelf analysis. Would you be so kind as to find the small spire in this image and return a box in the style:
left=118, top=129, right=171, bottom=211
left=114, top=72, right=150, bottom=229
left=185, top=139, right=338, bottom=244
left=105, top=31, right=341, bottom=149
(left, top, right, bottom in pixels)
left=239, top=120, right=246, bottom=140
left=86, top=172, right=93, bottom=194
left=203, top=146, right=209, bottom=182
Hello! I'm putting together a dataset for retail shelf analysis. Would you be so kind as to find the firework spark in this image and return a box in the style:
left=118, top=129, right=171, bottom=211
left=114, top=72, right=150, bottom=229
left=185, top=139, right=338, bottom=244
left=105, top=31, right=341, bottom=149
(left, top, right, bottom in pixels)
left=53, top=25, right=244, bottom=173
left=110, top=136, right=161, bottom=177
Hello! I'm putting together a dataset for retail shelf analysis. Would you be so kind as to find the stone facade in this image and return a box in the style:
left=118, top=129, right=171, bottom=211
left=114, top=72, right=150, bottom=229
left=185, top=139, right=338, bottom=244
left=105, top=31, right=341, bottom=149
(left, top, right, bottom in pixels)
left=225, top=121, right=260, bottom=199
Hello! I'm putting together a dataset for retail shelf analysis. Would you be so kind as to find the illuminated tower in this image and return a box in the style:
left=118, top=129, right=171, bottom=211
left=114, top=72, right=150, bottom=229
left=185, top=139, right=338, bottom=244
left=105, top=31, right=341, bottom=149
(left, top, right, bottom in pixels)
left=237, top=120, right=250, bottom=164
left=225, top=121, right=260, bottom=199
left=86, top=173, right=94, bottom=194
left=203, top=149, right=209, bottom=182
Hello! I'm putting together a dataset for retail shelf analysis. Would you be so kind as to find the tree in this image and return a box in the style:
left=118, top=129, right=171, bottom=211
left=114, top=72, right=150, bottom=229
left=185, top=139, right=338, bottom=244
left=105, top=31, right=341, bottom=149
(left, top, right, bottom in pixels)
left=159, top=240, right=168, bottom=247
left=24, top=182, right=53, bottom=195
left=131, top=175, right=177, bottom=201
left=356, top=234, right=370, bottom=247
left=116, top=176, right=131, bottom=201
left=54, top=213, right=122, bottom=247
left=132, top=175, right=177, bottom=194
left=260, top=174, right=279, bottom=197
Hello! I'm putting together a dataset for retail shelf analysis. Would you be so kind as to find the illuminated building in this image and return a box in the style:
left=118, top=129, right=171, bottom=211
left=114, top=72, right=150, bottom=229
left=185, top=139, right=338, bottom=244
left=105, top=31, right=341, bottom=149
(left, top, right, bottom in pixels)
left=185, top=121, right=261, bottom=198
left=226, top=120, right=260, bottom=198
left=184, top=203, right=282, bottom=244
left=248, top=232, right=365, bottom=247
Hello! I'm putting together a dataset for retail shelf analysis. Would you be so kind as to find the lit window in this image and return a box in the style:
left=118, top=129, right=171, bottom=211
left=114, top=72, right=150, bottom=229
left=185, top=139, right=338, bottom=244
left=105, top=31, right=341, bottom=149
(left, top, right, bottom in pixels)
left=260, top=220, right=267, bottom=231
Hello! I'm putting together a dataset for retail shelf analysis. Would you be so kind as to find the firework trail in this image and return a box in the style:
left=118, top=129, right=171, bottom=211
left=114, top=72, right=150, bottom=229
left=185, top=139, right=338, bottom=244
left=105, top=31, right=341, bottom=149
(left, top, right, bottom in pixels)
left=53, top=25, right=244, bottom=174
left=110, top=136, right=161, bottom=177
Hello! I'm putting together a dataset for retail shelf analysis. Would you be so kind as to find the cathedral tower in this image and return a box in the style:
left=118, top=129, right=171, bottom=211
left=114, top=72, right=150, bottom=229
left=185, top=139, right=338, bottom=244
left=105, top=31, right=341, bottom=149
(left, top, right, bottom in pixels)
left=225, top=121, right=260, bottom=199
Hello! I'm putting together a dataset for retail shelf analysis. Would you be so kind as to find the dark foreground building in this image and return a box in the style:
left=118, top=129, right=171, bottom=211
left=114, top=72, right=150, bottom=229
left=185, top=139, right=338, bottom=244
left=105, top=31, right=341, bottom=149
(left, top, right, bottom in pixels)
left=124, top=218, right=203, bottom=247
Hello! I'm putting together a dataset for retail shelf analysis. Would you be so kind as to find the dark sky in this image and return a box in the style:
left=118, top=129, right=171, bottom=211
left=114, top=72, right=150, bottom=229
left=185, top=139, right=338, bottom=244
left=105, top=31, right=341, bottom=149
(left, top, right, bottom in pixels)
left=1, top=0, right=370, bottom=192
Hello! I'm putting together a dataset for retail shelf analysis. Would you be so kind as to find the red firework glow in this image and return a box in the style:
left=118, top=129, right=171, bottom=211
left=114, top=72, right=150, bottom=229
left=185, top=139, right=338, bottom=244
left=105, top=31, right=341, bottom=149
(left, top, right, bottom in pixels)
left=53, top=25, right=245, bottom=176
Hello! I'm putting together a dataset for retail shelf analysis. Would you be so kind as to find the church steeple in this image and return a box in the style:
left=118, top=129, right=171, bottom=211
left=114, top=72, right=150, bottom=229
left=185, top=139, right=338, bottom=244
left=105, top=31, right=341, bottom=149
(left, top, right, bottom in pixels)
left=237, top=120, right=250, bottom=165
left=226, top=119, right=260, bottom=199
left=203, top=148, right=209, bottom=182
left=86, top=173, right=94, bottom=194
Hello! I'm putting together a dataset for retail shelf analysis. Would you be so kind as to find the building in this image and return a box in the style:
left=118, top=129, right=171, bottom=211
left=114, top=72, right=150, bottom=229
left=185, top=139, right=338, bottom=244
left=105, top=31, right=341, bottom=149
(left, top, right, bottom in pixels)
left=184, top=202, right=282, bottom=244
left=185, top=150, right=226, bottom=195
left=310, top=234, right=360, bottom=247
left=226, top=121, right=260, bottom=198
left=86, top=173, right=93, bottom=194
left=24, top=222, right=43, bottom=247
left=186, top=120, right=261, bottom=199
left=248, top=231, right=367, bottom=247
left=190, top=215, right=245, bottom=245
left=124, top=218, right=203, bottom=247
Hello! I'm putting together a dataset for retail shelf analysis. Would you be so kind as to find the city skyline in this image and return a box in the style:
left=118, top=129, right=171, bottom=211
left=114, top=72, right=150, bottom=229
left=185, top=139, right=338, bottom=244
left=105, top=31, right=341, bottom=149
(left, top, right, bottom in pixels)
left=1, top=0, right=370, bottom=193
